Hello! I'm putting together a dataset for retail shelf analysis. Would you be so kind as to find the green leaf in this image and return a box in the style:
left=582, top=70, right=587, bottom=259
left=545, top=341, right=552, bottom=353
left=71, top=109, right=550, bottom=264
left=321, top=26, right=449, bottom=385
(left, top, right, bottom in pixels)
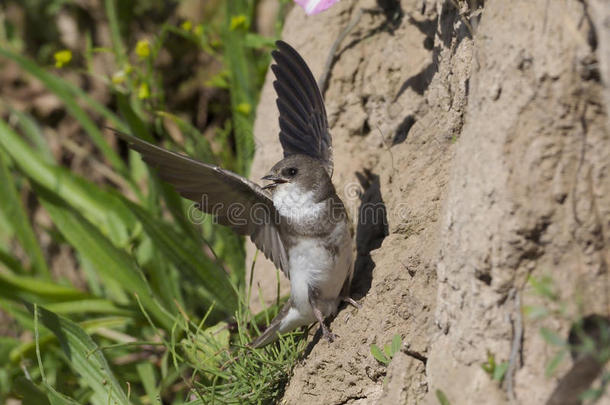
left=371, top=344, right=389, bottom=365
left=223, top=0, right=256, bottom=175
left=8, top=108, right=55, bottom=163
left=116, top=93, right=154, bottom=143
left=244, top=33, right=276, bottom=48
left=27, top=304, right=129, bottom=405
left=391, top=334, right=402, bottom=357
left=43, top=383, right=81, bottom=405
left=13, top=377, right=51, bottom=405
left=0, top=271, right=86, bottom=304
left=523, top=305, right=549, bottom=320
left=205, top=70, right=230, bottom=89
left=580, top=387, right=603, bottom=401
left=0, top=149, right=49, bottom=277
left=0, top=336, right=20, bottom=364
left=157, top=180, right=201, bottom=246
left=44, top=299, right=134, bottom=317
left=540, top=327, right=566, bottom=347
left=528, top=275, right=557, bottom=301
left=436, top=389, right=451, bottom=405
left=0, top=242, right=29, bottom=273
left=136, top=362, right=161, bottom=405
left=36, top=185, right=174, bottom=330
left=545, top=349, right=567, bottom=376
left=104, top=0, right=127, bottom=66
left=482, top=350, right=496, bottom=375
left=9, top=315, right=129, bottom=364
left=493, top=361, right=509, bottom=382
left=0, top=298, right=39, bottom=333
left=383, top=343, right=392, bottom=358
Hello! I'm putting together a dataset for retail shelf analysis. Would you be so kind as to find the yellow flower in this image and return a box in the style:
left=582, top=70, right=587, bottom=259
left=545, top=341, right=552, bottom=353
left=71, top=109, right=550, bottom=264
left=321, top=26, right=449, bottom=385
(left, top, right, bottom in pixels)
left=135, top=40, right=150, bottom=59
left=230, top=15, right=248, bottom=31
left=181, top=20, right=192, bottom=31
left=194, top=24, right=204, bottom=37
left=138, top=82, right=150, bottom=99
left=236, top=102, right=251, bottom=115
left=54, top=50, right=72, bottom=68
left=112, top=70, right=126, bottom=84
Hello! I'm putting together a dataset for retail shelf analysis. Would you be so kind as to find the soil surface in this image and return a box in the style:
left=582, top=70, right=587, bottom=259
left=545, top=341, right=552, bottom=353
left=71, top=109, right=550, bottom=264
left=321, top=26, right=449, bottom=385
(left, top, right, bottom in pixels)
left=249, top=0, right=610, bottom=404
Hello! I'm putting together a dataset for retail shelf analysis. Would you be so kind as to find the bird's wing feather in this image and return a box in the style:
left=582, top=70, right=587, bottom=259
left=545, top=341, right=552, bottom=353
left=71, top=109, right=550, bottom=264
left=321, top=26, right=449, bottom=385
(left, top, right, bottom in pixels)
left=112, top=130, right=290, bottom=277
left=272, top=40, right=333, bottom=177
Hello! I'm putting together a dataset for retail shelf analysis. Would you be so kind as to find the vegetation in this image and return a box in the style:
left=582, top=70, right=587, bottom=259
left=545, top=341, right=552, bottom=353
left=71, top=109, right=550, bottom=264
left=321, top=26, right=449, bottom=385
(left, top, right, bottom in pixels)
left=526, top=275, right=610, bottom=401
left=0, top=0, right=303, bottom=403
left=481, top=350, right=508, bottom=383
left=370, top=334, right=402, bottom=366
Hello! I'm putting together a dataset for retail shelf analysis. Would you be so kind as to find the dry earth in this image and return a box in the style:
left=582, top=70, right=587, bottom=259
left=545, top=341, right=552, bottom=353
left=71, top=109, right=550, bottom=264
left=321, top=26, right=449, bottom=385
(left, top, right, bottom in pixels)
left=249, top=0, right=610, bottom=404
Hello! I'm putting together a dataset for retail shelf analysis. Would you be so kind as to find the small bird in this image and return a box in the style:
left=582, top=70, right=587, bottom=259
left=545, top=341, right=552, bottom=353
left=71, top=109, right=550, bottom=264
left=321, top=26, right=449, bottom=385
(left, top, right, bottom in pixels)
left=112, top=40, right=356, bottom=347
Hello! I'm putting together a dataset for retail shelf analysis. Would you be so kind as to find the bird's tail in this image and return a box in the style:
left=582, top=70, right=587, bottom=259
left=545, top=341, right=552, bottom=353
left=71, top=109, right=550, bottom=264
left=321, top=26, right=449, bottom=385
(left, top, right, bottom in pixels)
left=248, top=301, right=292, bottom=348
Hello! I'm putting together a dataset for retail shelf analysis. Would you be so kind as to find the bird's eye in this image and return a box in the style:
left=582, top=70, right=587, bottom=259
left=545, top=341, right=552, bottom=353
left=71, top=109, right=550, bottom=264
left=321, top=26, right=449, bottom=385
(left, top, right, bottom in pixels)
left=285, top=167, right=298, bottom=177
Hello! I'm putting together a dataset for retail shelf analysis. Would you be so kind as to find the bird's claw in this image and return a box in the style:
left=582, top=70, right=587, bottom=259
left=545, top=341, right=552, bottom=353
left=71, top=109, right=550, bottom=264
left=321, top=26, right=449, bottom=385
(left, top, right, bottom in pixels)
left=342, top=296, right=362, bottom=309
left=322, top=326, right=338, bottom=343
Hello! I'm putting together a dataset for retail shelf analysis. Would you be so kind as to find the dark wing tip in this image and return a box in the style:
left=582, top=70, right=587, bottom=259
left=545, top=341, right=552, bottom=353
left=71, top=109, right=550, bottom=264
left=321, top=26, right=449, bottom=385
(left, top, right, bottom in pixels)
left=105, top=126, right=130, bottom=140
left=106, top=127, right=145, bottom=148
left=270, top=40, right=332, bottom=172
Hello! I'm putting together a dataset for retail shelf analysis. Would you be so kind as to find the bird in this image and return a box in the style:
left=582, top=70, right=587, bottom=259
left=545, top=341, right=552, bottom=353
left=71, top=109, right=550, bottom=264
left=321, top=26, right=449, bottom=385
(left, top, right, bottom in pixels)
left=111, top=40, right=357, bottom=348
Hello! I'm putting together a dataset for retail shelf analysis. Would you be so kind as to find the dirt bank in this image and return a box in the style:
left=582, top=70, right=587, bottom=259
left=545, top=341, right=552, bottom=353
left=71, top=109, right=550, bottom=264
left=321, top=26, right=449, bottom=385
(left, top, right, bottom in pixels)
left=250, top=0, right=610, bottom=403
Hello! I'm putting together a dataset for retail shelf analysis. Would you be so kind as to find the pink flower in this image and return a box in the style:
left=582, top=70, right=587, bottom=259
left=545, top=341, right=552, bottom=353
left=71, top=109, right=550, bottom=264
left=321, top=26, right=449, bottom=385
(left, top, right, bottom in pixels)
left=294, top=0, right=340, bottom=15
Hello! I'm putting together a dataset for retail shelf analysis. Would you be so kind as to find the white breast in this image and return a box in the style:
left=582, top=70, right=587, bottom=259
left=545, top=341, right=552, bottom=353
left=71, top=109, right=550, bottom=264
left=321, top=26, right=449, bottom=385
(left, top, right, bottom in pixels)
left=272, top=183, right=325, bottom=226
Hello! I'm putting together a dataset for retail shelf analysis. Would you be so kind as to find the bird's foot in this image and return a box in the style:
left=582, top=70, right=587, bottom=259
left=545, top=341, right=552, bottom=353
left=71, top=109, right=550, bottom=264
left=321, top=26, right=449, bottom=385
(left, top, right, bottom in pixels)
left=321, top=324, right=338, bottom=343
left=342, top=296, right=362, bottom=309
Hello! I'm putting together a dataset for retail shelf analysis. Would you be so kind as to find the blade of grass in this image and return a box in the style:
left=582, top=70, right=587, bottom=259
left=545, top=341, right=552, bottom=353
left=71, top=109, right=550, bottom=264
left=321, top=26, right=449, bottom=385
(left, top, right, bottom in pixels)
left=13, top=377, right=51, bottom=405
left=116, top=92, right=154, bottom=142
left=0, top=147, right=50, bottom=278
left=0, top=271, right=86, bottom=303
left=222, top=1, right=256, bottom=175
left=43, top=383, right=81, bottom=405
left=0, top=298, right=40, bottom=332
left=9, top=315, right=129, bottom=364
left=0, top=238, right=32, bottom=273
left=8, top=108, right=55, bottom=163
left=104, top=0, right=127, bottom=66
left=136, top=362, right=161, bottom=405
left=28, top=303, right=129, bottom=405
left=44, top=299, right=135, bottom=317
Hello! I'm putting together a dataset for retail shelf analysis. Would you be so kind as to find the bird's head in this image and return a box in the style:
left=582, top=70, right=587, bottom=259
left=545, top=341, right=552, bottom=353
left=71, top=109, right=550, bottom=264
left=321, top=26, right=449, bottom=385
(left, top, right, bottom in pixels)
left=261, top=154, right=333, bottom=200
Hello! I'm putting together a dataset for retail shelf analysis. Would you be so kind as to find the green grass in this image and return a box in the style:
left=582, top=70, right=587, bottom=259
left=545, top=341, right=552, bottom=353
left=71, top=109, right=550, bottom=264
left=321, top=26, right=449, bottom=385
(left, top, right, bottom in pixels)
left=525, top=275, right=610, bottom=399
left=0, top=0, right=302, bottom=403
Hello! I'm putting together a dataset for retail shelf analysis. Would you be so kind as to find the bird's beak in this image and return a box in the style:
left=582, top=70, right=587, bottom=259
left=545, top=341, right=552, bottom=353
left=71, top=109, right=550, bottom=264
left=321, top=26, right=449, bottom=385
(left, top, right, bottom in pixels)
left=261, top=173, right=288, bottom=190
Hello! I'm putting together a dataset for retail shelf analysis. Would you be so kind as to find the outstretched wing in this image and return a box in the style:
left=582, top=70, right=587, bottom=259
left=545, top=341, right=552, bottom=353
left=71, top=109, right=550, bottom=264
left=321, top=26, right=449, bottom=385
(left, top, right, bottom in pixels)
left=271, top=40, right=333, bottom=176
left=112, top=130, right=289, bottom=276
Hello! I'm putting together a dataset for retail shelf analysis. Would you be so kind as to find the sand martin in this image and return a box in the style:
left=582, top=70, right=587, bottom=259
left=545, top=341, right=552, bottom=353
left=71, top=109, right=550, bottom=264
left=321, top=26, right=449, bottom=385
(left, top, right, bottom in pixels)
left=112, top=40, right=356, bottom=347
